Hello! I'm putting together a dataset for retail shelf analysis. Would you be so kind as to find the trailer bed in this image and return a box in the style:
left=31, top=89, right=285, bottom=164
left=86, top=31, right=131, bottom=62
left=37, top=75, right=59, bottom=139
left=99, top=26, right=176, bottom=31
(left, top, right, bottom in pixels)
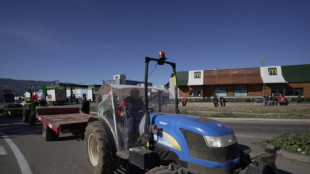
left=36, top=107, right=94, bottom=137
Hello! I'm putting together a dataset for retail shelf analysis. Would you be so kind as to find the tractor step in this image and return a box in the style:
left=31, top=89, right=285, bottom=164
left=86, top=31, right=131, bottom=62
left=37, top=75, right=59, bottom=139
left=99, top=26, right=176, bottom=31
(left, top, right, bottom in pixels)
left=117, top=151, right=129, bottom=159
left=129, top=147, right=157, bottom=170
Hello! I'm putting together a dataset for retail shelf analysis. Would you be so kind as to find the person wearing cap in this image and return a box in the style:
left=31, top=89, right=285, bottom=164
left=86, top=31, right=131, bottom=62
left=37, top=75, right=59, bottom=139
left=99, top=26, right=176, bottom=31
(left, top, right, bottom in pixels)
left=117, top=88, right=145, bottom=147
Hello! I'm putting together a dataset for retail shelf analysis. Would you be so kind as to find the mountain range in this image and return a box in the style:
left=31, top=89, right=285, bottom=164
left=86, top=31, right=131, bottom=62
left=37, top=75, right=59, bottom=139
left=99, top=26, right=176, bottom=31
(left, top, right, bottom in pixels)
left=0, top=78, right=53, bottom=96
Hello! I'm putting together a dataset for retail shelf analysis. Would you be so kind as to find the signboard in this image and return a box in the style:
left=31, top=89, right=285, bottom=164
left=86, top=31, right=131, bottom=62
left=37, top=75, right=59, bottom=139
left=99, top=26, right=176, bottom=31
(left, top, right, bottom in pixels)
left=268, top=67, right=277, bottom=76
left=188, top=70, right=204, bottom=85
left=260, top=66, right=286, bottom=83
left=194, top=72, right=201, bottom=79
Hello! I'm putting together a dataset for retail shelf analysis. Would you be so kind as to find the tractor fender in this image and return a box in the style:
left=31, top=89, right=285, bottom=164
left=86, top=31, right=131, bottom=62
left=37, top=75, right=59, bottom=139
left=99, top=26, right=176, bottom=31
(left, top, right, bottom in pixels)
left=154, top=143, right=180, bottom=163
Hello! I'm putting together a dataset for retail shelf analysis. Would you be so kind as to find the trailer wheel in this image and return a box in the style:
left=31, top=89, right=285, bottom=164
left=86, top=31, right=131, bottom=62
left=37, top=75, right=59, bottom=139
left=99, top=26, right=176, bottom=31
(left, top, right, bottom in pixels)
left=42, top=124, right=55, bottom=141
left=52, top=131, right=59, bottom=140
left=85, top=121, right=115, bottom=174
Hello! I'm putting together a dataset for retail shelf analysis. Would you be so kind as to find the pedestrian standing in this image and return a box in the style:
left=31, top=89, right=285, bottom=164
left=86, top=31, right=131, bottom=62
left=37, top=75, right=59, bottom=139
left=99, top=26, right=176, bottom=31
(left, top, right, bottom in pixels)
left=82, top=97, right=90, bottom=114
left=220, top=96, right=226, bottom=107
left=213, top=95, right=219, bottom=107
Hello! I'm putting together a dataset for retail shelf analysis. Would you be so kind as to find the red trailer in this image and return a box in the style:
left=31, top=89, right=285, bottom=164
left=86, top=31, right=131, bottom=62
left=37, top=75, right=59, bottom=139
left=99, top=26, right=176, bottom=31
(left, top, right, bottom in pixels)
left=36, top=107, right=93, bottom=141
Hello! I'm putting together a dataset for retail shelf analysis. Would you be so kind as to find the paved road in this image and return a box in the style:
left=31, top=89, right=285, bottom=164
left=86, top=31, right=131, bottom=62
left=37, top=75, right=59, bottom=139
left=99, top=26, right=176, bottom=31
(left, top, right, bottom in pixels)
left=219, top=118, right=310, bottom=174
left=0, top=115, right=309, bottom=174
left=0, top=116, right=89, bottom=174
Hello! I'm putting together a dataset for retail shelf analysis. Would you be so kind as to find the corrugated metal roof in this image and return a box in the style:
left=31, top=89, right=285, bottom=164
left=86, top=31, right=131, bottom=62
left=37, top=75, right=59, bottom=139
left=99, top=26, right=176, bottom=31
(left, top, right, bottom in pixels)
left=46, top=83, right=89, bottom=89
left=176, top=71, right=188, bottom=86
left=282, top=64, right=310, bottom=82
left=203, top=68, right=262, bottom=85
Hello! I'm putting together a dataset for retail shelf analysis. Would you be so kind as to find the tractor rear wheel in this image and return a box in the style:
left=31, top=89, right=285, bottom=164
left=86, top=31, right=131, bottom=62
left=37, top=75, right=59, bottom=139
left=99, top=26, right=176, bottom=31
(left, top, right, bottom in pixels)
left=85, top=121, right=116, bottom=174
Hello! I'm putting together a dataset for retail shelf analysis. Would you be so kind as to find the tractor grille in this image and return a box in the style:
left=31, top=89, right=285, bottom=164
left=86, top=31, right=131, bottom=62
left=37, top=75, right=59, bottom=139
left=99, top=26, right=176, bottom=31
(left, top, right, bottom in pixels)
left=180, top=129, right=239, bottom=163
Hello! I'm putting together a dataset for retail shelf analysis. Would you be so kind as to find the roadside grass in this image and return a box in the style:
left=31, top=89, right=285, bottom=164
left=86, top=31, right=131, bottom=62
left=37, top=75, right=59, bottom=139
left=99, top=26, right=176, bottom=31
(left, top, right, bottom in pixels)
left=179, top=103, right=310, bottom=119
left=266, top=132, right=310, bottom=156
left=180, top=110, right=309, bottom=119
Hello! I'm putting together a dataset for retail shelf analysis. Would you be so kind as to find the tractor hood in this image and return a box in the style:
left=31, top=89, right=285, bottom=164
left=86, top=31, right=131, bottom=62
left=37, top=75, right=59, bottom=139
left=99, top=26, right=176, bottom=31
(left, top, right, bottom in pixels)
left=149, top=113, right=239, bottom=171
left=150, top=113, right=233, bottom=137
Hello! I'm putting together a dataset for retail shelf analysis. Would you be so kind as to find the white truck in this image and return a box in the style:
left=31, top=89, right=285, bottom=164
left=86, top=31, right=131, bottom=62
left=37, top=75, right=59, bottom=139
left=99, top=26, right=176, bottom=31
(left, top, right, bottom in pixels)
left=46, top=88, right=67, bottom=105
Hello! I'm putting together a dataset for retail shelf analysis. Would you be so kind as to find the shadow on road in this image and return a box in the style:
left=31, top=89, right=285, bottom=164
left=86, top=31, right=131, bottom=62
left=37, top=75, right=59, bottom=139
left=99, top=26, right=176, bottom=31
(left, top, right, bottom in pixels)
left=0, top=116, right=86, bottom=142
left=57, top=135, right=84, bottom=141
left=0, top=116, right=42, bottom=136
left=277, top=169, right=292, bottom=174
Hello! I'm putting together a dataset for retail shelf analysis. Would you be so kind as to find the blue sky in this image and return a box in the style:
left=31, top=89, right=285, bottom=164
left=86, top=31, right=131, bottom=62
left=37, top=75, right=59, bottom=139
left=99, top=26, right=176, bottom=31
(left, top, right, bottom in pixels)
left=0, top=0, right=309, bottom=86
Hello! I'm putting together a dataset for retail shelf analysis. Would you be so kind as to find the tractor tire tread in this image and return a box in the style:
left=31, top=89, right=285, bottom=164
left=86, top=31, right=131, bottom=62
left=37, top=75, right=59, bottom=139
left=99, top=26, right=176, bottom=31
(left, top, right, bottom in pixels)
left=85, top=121, right=116, bottom=174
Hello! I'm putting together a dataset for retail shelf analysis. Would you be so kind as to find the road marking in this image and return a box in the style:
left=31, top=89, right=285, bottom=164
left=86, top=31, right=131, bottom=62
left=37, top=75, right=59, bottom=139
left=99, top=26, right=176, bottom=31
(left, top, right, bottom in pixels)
left=0, top=146, right=7, bottom=155
left=0, top=130, right=33, bottom=174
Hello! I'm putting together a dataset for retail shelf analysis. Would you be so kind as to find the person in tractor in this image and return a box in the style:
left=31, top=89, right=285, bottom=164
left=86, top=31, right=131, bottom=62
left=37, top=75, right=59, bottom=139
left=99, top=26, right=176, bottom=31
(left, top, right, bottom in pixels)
left=117, top=88, right=145, bottom=147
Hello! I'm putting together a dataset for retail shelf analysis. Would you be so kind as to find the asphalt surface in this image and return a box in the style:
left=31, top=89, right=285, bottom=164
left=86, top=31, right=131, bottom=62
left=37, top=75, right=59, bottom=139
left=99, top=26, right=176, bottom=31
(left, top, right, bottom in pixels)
left=219, top=118, right=310, bottom=174
left=0, top=115, right=309, bottom=174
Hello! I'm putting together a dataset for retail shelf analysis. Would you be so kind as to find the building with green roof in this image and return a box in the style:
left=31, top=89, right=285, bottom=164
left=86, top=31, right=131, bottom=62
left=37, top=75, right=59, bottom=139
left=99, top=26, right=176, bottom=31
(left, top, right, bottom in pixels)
left=174, top=64, right=310, bottom=98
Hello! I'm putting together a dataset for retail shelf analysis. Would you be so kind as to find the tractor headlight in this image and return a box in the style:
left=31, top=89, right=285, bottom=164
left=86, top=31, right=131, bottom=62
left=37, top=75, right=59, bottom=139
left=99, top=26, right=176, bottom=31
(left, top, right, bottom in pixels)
left=204, top=134, right=237, bottom=148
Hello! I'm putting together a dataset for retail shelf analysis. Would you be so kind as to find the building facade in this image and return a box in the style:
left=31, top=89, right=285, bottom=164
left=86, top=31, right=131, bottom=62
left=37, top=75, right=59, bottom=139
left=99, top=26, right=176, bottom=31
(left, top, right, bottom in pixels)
left=46, top=83, right=101, bottom=101
left=176, top=64, right=310, bottom=98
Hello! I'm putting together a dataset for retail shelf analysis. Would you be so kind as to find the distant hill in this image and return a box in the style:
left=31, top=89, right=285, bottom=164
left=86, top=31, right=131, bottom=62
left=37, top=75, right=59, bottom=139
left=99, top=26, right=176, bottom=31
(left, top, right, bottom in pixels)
left=0, top=78, right=53, bottom=97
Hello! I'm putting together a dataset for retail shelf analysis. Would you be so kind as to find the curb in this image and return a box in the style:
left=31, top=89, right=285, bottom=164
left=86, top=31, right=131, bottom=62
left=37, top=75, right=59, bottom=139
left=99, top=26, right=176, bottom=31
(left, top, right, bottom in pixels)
left=266, top=144, right=310, bottom=163
left=213, top=117, right=310, bottom=122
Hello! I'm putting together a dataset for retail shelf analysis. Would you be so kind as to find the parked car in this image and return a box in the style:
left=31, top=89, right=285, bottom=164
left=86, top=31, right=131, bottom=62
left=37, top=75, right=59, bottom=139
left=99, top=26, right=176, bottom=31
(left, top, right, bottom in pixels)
left=3, top=103, right=24, bottom=116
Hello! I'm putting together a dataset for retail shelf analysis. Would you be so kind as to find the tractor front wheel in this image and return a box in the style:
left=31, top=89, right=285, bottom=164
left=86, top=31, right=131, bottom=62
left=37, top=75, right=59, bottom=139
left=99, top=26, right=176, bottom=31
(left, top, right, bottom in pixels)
left=85, top=121, right=116, bottom=174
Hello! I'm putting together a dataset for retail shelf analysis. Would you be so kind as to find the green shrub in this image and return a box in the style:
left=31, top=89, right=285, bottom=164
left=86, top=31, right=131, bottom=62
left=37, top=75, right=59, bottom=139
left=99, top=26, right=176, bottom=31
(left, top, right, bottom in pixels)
left=179, top=97, right=310, bottom=103
left=267, top=132, right=310, bottom=156
left=245, top=98, right=251, bottom=103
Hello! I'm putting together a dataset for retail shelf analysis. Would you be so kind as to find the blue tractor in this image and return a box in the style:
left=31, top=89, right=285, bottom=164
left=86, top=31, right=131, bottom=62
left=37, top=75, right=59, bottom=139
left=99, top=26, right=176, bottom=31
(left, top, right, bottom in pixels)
left=84, top=51, right=276, bottom=174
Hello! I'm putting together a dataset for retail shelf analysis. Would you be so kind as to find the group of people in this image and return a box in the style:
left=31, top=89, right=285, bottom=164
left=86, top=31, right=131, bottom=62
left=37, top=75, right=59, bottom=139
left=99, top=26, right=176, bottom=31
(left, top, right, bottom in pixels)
left=213, top=96, right=226, bottom=107
left=264, top=94, right=288, bottom=106
left=263, top=94, right=278, bottom=106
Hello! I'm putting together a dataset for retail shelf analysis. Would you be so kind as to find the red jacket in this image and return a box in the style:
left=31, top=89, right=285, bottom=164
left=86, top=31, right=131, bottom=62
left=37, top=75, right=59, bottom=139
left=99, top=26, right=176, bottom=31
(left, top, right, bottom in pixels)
left=117, top=97, right=144, bottom=117
left=278, top=96, right=286, bottom=102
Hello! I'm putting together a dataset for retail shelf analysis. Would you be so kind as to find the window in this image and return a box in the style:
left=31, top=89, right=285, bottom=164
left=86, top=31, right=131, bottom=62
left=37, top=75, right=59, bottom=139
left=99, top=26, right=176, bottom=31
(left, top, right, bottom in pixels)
left=190, top=90, right=201, bottom=97
left=214, top=86, right=227, bottom=97
left=234, top=85, right=247, bottom=97
left=271, top=88, right=303, bottom=96
left=271, top=88, right=283, bottom=96
left=285, top=88, right=303, bottom=96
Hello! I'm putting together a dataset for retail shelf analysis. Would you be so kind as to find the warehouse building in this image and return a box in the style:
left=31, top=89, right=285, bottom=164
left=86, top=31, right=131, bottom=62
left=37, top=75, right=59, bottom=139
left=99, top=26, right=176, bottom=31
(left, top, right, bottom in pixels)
left=175, top=64, right=310, bottom=98
left=46, top=83, right=101, bottom=102
left=103, top=74, right=152, bottom=86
